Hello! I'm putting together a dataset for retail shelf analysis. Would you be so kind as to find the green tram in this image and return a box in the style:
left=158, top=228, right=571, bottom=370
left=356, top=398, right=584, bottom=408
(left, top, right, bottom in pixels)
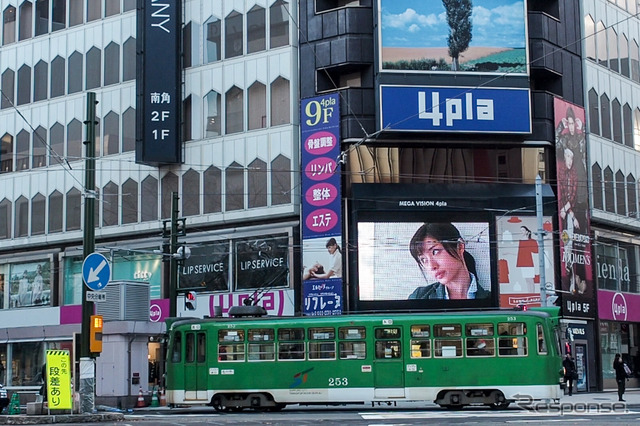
left=165, top=307, right=564, bottom=411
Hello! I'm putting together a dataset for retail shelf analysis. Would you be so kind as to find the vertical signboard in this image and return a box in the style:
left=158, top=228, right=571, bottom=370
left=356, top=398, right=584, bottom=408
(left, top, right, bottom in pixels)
left=554, top=98, right=595, bottom=318
left=46, top=350, right=72, bottom=410
left=136, top=0, right=182, bottom=165
left=301, top=94, right=343, bottom=315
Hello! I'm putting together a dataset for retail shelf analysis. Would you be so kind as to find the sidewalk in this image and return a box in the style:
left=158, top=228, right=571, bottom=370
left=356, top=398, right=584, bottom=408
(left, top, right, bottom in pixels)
left=558, top=389, right=640, bottom=407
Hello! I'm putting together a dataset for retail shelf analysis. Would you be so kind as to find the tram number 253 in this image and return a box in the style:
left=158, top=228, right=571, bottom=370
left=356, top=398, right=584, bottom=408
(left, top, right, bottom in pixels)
left=328, top=377, right=349, bottom=387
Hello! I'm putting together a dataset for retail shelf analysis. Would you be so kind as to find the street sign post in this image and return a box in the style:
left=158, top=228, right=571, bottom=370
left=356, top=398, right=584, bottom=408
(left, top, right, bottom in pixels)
left=82, top=252, right=111, bottom=291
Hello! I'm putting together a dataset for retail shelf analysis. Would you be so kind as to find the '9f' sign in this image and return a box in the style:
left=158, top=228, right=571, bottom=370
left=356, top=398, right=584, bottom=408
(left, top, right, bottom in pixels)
left=305, top=97, right=337, bottom=127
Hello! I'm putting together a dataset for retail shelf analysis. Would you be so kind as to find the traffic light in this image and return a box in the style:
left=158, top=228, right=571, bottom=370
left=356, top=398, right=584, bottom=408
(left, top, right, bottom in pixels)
left=89, top=315, right=103, bottom=353
left=185, top=291, right=197, bottom=311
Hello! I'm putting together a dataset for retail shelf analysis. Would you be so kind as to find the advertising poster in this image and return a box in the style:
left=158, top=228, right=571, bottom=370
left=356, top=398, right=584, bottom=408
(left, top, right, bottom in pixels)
left=358, top=222, right=492, bottom=302
left=301, top=94, right=343, bottom=315
left=379, top=0, right=527, bottom=74
left=178, top=241, right=229, bottom=291
left=9, top=260, right=50, bottom=307
left=554, top=97, right=595, bottom=318
left=496, top=215, right=555, bottom=308
left=235, top=235, right=289, bottom=290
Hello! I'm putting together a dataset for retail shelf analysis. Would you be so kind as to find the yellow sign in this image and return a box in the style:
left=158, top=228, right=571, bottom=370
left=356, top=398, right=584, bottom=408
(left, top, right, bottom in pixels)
left=45, top=350, right=72, bottom=410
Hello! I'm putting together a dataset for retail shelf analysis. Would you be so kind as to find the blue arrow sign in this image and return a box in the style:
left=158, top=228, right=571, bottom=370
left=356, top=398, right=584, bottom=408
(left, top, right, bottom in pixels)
left=82, top=252, right=111, bottom=291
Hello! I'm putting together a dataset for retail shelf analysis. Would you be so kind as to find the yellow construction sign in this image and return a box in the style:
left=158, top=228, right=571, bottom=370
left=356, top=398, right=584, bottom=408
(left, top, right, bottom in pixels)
left=45, top=350, right=72, bottom=410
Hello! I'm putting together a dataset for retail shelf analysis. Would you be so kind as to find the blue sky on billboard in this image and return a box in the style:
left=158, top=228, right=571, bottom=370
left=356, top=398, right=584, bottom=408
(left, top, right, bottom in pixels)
left=380, top=0, right=526, bottom=48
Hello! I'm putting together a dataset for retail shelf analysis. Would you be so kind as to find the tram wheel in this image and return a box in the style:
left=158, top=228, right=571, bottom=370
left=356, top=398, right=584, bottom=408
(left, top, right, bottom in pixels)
left=212, top=396, right=227, bottom=412
left=490, top=402, right=511, bottom=410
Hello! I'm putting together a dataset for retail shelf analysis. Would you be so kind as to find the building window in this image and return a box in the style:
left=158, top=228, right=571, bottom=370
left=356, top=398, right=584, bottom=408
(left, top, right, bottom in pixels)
left=204, top=166, right=222, bottom=214
left=205, top=91, right=221, bottom=137
left=635, top=108, right=640, bottom=150
left=161, top=172, right=178, bottom=219
left=248, top=158, right=267, bottom=208
left=122, top=107, right=135, bottom=152
left=17, top=64, right=31, bottom=105
left=270, top=1, right=289, bottom=48
left=608, top=27, right=619, bottom=73
left=35, top=0, right=49, bottom=37
left=604, top=166, right=615, bottom=213
left=226, top=161, right=244, bottom=211
left=1, top=69, right=14, bottom=109
left=247, top=6, right=265, bottom=54
left=271, top=77, right=290, bottom=125
left=596, top=21, right=607, bottom=66
left=19, top=1, right=32, bottom=41
left=183, top=95, right=192, bottom=141
left=66, top=187, right=81, bottom=231
left=204, top=17, right=221, bottom=63
left=86, top=47, right=101, bottom=90
left=16, top=130, right=30, bottom=170
left=104, top=42, right=120, bottom=85
left=67, top=118, right=82, bottom=162
left=87, top=0, right=101, bottom=22
left=32, top=126, right=46, bottom=168
left=34, top=60, right=48, bottom=102
left=105, top=0, right=119, bottom=17
left=612, top=98, right=622, bottom=144
left=0, top=198, right=11, bottom=239
left=616, top=170, right=626, bottom=215
left=50, top=122, right=63, bottom=165
left=623, top=103, right=633, bottom=148
left=248, top=82, right=266, bottom=130
left=69, top=0, right=83, bottom=27
left=600, top=93, right=611, bottom=140
left=627, top=174, right=637, bottom=218
left=68, top=51, right=83, bottom=94
left=123, top=37, right=135, bottom=81
left=141, top=176, right=158, bottom=222
left=124, top=0, right=135, bottom=12
left=182, top=21, right=192, bottom=68
left=102, top=181, right=118, bottom=226
left=15, top=196, right=28, bottom=237
left=52, top=0, right=65, bottom=31
left=632, top=40, right=640, bottom=82
left=182, top=169, right=200, bottom=216
left=585, top=15, right=595, bottom=62
left=50, top=56, right=65, bottom=98
left=591, top=163, right=603, bottom=210
left=48, top=190, right=63, bottom=233
left=225, top=86, right=244, bottom=134
left=3, top=6, right=16, bottom=45
left=122, top=178, right=138, bottom=224
left=225, top=11, right=243, bottom=59
left=588, top=88, right=599, bottom=135
left=103, top=111, right=119, bottom=155
left=1, top=133, right=13, bottom=173
left=271, top=154, right=290, bottom=205
left=620, top=34, right=630, bottom=78
left=31, top=193, right=45, bottom=235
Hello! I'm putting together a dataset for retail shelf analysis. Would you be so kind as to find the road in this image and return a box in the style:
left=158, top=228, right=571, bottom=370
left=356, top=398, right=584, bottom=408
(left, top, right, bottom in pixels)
left=62, top=403, right=640, bottom=426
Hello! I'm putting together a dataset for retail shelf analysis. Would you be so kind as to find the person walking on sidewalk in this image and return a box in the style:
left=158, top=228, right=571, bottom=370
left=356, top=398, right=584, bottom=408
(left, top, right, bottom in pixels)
left=563, top=354, right=576, bottom=396
left=613, top=353, right=627, bottom=402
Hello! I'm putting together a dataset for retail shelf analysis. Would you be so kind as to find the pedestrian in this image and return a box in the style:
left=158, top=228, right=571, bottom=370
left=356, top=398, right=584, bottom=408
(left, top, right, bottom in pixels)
left=613, top=353, right=627, bottom=402
left=563, top=354, right=576, bottom=396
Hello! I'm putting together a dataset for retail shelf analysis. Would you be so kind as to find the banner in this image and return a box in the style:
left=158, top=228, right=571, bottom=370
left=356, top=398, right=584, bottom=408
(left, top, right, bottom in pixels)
left=554, top=98, right=595, bottom=318
left=46, top=350, right=72, bottom=410
left=301, top=94, right=343, bottom=315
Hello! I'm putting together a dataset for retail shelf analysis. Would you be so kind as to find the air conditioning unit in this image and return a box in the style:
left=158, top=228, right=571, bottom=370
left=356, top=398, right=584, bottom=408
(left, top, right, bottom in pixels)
left=95, top=280, right=150, bottom=321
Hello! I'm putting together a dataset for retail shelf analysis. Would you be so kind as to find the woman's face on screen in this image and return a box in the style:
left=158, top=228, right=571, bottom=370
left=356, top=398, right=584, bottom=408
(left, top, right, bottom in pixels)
left=418, top=237, right=467, bottom=285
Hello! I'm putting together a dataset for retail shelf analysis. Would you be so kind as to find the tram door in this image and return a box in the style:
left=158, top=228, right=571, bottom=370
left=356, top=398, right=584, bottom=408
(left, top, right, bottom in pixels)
left=373, top=326, right=405, bottom=398
left=184, top=330, right=208, bottom=400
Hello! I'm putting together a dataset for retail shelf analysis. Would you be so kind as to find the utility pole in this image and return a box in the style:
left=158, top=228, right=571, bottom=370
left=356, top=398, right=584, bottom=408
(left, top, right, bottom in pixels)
left=169, top=192, right=179, bottom=317
left=80, top=92, right=98, bottom=413
left=536, top=175, right=547, bottom=307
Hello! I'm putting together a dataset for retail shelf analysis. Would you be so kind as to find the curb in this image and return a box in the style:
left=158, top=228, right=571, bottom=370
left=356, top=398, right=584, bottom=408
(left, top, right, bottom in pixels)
left=0, top=413, right=124, bottom=424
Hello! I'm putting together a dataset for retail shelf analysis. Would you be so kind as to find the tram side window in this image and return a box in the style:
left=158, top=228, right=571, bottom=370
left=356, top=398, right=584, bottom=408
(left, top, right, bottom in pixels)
left=197, top=332, right=206, bottom=363
left=375, top=340, right=401, bottom=359
left=434, top=324, right=462, bottom=357
left=308, top=327, right=336, bottom=360
left=278, top=328, right=305, bottom=361
left=466, top=338, right=494, bottom=357
left=171, top=332, right=182, bottom=363
left=218, top=329, right=245, bottom=362
left=248, top=328, right=275, bottom=361
left=186, top=333, right=195, bottom=363
left=498, top=322, right=528, bottom=357
left=411, top=325, right=430, bottom=359
left=309, top=327, right=335, bottom=340
left=339, top=326, right=366, bottom=359
left=339, top=326, right=365, bottom=339
left=537, top=323, right=548, bottom=355
left=466, top=323, right=494, bottom=336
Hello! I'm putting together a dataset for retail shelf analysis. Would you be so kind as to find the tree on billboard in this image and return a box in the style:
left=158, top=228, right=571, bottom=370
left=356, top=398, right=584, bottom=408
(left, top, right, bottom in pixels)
left=442, top=0, right=473, bottom=71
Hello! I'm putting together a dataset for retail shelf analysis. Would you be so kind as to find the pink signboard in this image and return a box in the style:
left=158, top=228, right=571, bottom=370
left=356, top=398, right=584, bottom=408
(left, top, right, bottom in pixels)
left=598, top=290, right=640, bottom=322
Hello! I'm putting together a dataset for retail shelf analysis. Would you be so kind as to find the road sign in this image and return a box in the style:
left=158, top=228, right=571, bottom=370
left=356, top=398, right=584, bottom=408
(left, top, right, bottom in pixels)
left=82, top=252, right=111, bottom=291
left=86, top=291, right=107, bottom=302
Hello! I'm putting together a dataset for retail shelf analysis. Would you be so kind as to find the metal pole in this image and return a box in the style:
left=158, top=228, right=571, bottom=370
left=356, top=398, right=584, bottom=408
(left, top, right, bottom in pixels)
left=536, top=175, right=547, bottom=307
left=169, top=192, right=179, bottom=317
left=80, top=92, right=98, bottom=413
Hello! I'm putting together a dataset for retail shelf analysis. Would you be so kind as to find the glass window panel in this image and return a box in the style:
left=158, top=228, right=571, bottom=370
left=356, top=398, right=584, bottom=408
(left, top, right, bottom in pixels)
left=596, top=22, right=607, bottom=66
left=161, top=172, right=178, bottom=219
left=588, top=88, right=600, bottom=135
left=17, top=65, right=31, bottom=105
left=601, top=94, right=612, bottom=139
left=10, top=341, right=44, bottom=386
left=434, top=324, right=462, bottom=337
left=218, top=343, right=244, bottom=361
left=0, top=133, right=13, bottom=173
left=48, top=190, right=62, bottom=233
left=203, top=166, right=221, bottom=213
left=225, top=161, right=244, bottom=211
left=124, top=0, right=135, bottom=12
left=122, top=107, right=135, bottom=152
left=278, top=342, right=304, bottom=360
left=498, top=337, right=528, bottom=356
left=66, top=188, right=81, bottom=230
left=225, top=11, right=243, bottom=59
left=632, top=40, right=640, bottom=82
left=0, top=199, right=11, bottom=238
left=466, top=337, right=495, bottom=356
left=465, top=323, right=494, bottom=336
left=623, top=103, right=633, bottom=148
left=410, top=339, right=430, bottom=358
left=248, top=343, right=275, bottom=361
left=205, top=90, right=221, bottom=137
left=19, top=1, right=32, bottom=41
left=35, top=0, right=48, bottom=36
left=68, top=51, right=83, bottom=94
left=627, top=174, right=637, bottom=218
left=498, top=322, right=527, bottom=335
left=170, top=332, right=181, bottom=363
left=67, top=118, right=82, bottom=162
left=32, top=126, right=46, bottom=168
left=34, top=60, right=48, bottom=102
left=16, top=130, right=30, bottom=170
left=616, top=170, right=626, bottom=215
left=605, top=167, right=615, bottom=212
left=278, top=328, right=304, bottom=341
left=105, top=0, right=119, bottom=17
left=69, top=0, right=83, bottom=26
left=104, top=42, right=120, bottom=85
left=122, top=178, right=138, bottom=224
left=248, top=82, right=266, bottom=130
left=15, top=196, right=29, bottom=236
left=87, top=0, right=101, bottom=21
left=182, top=21, right=192, bottom=68
left=271, top=154, right=290, bottom=205
left=183, top=95, right=192, bottom=141
left=375, top=328, right=401, bottom=339
left=612, top=99, right=623, bottom=143
left=247, top=6, right=265, bottom=54
left=585, top=15, right=595, bottom=62
left=102, top=181, right=118, bottom=226
left=309, top=327, right=335, bottom=340
left=182, top=169, right=200, bottom=216
left=1, top=69, right=14, bottom=109
left=141, top=176, right=158, bottom=222
left=339, top=341, right=366, bottom=359
left=375, top=340, right=401, bottom=358
left=271, top=77, right=290, bottom=125
left=270, top=1, right=289, bottom=48
left=123, top=37, right=135, bottom=81
left=31, top=193, right=45, bottom=235
left=248, top=158, right=267, bottom=208
left=204, top=17, right=221, bottom=63
left=339, top=327, right=366, bottom=339
left=620, top=34, right=630, bottom=78
left=50, top=56, right=65, bottom=98
left=225, top=86, right=243, bottom=134
left=103, top=111, right=119, bottom=155
left=248, top=329, right=275, bottom=341
left=537, top=324, right=548, bottom=354
left=49, top=122, right=64, bottom=166
left=608, top=27, right=619, bottom=72
left=86, top=47, right=101, bottom=89
left=434, top=339, right=462, bottom=357
left=52, top=0, right=65, bottom=31
left=3, top=6, right=16, bottom=45
left=309, top=342, right=335, bottom=359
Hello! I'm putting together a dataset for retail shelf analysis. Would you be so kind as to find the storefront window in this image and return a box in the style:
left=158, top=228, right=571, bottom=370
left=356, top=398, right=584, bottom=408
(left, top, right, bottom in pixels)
left=8, top=261, right=51, bottom=307
left=11, top=341, right=45, bottom=386
left=600, top=321, right=638, bottom=380
left=596, top=240, right=639, bottom=293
